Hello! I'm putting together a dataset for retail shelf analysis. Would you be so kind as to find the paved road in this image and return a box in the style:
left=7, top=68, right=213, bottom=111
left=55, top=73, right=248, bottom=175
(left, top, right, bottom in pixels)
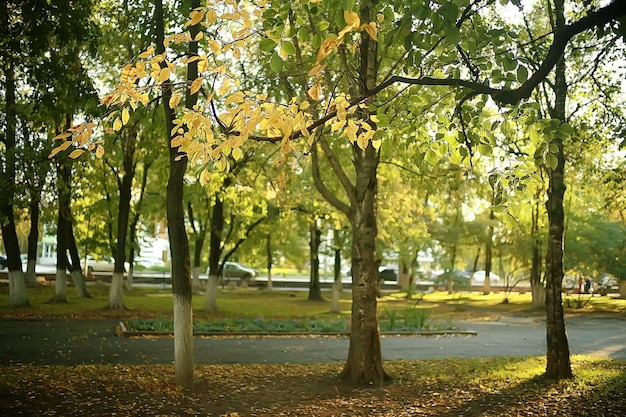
left=1, top=316, right=625, bottom=366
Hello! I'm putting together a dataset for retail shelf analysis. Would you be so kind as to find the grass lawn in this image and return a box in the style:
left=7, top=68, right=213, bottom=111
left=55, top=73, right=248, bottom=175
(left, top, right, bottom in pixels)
left=1, top=283, right=625, bottom=415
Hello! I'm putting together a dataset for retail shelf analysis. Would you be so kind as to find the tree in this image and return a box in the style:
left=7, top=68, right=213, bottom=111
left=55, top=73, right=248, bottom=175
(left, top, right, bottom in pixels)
left=53, top=0, right=626, bottom=386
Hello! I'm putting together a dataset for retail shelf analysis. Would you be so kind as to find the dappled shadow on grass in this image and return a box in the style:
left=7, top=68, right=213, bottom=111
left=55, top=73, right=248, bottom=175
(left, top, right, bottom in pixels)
left=2, top=358, right=625, bottom=416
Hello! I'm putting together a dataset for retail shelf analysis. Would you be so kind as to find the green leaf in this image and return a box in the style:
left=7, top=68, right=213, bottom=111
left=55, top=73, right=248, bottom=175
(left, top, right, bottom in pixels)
left=445, top=25, right=460, bottom=45
left=281, top=40, right=296, bottom=56
left=425, top=149, right=439, bottom=165
left=546, top=153, right=559, bottom=169
left=259, top=38, right=277, bottom=52
left=517, top=65, right=528, bottom=82
left=478, top=143, right=493, bottom=156
left=270, top=51, right=283, bottom=73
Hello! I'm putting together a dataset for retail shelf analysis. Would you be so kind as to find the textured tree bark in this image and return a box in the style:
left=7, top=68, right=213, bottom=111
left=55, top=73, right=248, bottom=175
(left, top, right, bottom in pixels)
left=0, top=58, right=29, bottom=307
left=155, top=0, right=199, bottom=387
left=266, top=233, right=274, bottom=290
left=544, top=0, right=572, bottom=380
left=531, top=198, right=545, bottom=309
left=309, top=220, right=322, bottom=300
left=24, top=199, right=40, bottom=284
left=205, top=193, right=225, bottom=312
left=108, top=130, right=136, bottom=308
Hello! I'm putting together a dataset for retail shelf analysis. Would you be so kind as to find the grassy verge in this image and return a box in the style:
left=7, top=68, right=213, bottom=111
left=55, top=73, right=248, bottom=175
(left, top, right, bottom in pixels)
left=1, top=283, right=625, bottom=322
left=2, top=356, right=625, bottom=416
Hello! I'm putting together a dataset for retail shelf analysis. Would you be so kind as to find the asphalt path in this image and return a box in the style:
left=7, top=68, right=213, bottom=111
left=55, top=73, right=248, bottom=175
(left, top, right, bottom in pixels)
left=1, top=316, right=625, bottom=366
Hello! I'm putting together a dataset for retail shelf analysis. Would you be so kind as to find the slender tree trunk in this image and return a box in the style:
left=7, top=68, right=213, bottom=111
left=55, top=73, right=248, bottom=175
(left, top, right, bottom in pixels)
left=266, top=232, right=273, bottom=290
left=531, top=197, right=545, bottom=309
left=483, top=209, right=495, bottom=295
left=330, top=229, right=342, bottom=313
left=309, top=220, right=322, bottom=300
left=155, top=0, right=198, bottom=387
left=206, top=193, right=225, bottom=312
left=24, top=199, right=40, bottom=284
left=67, top=219, right=91, bottom=298
left=0, top=60, right=29, bottom=307
left=544, top=0, right=572, bottom=380
left=109, top=131, right=136, bottom=309
left=52, top=167, right=70, bottom=304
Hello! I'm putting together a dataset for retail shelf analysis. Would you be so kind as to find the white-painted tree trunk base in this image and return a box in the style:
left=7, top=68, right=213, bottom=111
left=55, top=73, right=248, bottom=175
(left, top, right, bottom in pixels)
left=330, top=280, right=341, bottom=313
left=54, top=270, right=68, bottom=302
left=192, top=266, right=203, bottom=293
left=24, top=260, right=37, bottom=284
left=204, top=275, right=219, bottom=312
left=173, top=293, right=194, bottom=387
left=109, top=271, right=125, bottom=309
left=9, top=270, right=29, bottom=307
left=531, top=283, right=546, bottom=309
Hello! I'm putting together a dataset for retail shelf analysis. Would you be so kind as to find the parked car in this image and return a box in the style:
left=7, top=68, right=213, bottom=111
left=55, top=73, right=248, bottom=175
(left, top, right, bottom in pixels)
left=81, top=256, right=127, bottom=277
left=206, top=261, right=260, bottom=286
left=471, top=270, right=501, bottom=284
left=0, top=255, right=7, bottom=269
left=379, top=267, right=398, bottom=282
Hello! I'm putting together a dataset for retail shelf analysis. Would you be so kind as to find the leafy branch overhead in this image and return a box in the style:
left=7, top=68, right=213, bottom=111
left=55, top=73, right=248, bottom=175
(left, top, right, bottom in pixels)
left=50, top=0, right=626, bottom=173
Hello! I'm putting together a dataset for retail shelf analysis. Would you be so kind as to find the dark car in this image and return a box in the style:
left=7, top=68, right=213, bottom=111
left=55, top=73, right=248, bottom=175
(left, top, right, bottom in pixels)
left=379, top=268, right=398, bottom=282
left=0, top=255, right=7, bottom=269
left=205, top=262, right=260, bottom=286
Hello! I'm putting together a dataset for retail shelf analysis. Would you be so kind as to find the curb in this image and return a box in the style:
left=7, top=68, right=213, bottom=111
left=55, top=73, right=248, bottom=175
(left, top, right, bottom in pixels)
left=117, top=321, right=478, bottom=338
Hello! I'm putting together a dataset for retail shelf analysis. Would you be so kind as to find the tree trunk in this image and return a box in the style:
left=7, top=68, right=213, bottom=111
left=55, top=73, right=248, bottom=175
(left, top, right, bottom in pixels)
left=531, top=197, right=545, bottom=309
left=155, top=0, right=197, bottom=387
left=24, top=199, right=40, bottom=284
left=309, top=220, right=322, bottom=300
left=543, top=0, right=573, bottom=380
left=205, top=192, right=225, bottom=312
left=52, top=182, right=70, bottom=304
left=330, top=229, right=342, bottom=313
left=109, top=130, right=136, bottom=308
left=266, top=232, right=273, bottom=290
left=67, top=222, right=91, bottom=298
left=192, top=234, right=204, bottom=293
left=339, top=145, right=387, bottom=384
left=0, top=59, right=29, bottom=307
left=483, top=209, right=495, bottom=295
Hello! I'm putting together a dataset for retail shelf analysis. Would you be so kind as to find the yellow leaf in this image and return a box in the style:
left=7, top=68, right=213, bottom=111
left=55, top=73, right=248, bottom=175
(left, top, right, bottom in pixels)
left=164, top=34, right=177, bottom=48
left=138, top=45, right=154, bottom=59
left=158, top=67, right=170, bottom=83
left=69, top=149, right=84, bottom=159
left=206, top=9, right=218, bottom=24
left=361, top=22, right=378, bottom=41
left=53, top=132, right=72, bottom=140
left=307, top=82, right=321, bottom=101
left=96, top=145, right=105, bottom=158
left=186, top=10, right=205, bottom=27
left=308, top=64, right=326, bottom=77
left=169, top=93, right=181, bottom=109
left=194, top=31, right=204, bottom=41
left=344, top=10, right=360, bottom=28
left=190, top=77, right=203, bottom=95
left=225, top=91, right=245, bottom=105
left=209, top=40, right=221, bottom=55
left=331, top=120, right=346, bottom=131
left=113, top=117, right=123, bottom=132
left=300, top=101, right=310, bottom=110
left=232, top=147, right=243, bottom=160
left=281, top=137, right=290, bottom=154
left=122, top=108, right=130, bottom=125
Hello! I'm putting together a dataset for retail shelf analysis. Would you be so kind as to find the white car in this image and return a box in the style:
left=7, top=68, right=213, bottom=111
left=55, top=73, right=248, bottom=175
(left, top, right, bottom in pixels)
left=81, top=256, right=128, bottom=277
left=471, top=270, right=501, bottom=284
